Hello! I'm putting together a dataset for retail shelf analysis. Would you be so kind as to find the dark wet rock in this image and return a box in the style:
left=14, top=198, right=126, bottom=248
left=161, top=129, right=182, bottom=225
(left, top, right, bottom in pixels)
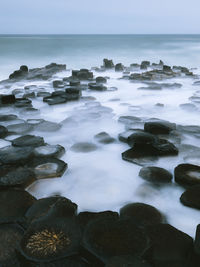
left=0, top=94, right=16, bottom=105
left=180, top=185, right=200, bottom=209
left=34, top=120, right=61, bottom=132
left=193, top=81, right=200, bottom=86
left=144, top=121, right=176, bottom=135
left=0, top=146, right=34, bottom=165
left=71, top=142, right=98, bottom=153
left=115, top=63, right=124, bottom=72
left=7, top=122, right=33, bottom=134
left=77, top=211, right=119, bottom=230
left=179, top=103, right=198, bottom=112
left=31, top=256, right=89, bottom=267
left=22, top=107, right=41, bottom=115
left=34, top=144, right=65, bottom=158
left=20, top=199, right=81, bottom=262
left=94, top=132, right=115, bottom=144
left=43, top=95, right=67, bottom=105
left=0, top=223, right=24, bottom=266
left=0, top=114, right=18, bottom=122
left=122, top=139, right=178, bottom=166
left=37, top=91, right=51, bottom=98
left=68, top=77, right=81, bottom=86
left=103, top=59, right=114, bottom=69
left=141, top=61, right=150, bottom=70
left=120, top=203, right=164, bottom=226
left=28, top=157, right=67, bottom=179
left=127, top=132, right=158, bottom=147
left=163, top=65, right=172, bottom=71
left=23, top=92, right=36, bottom=98
left=194, top=225, right=200, bottom=256
left=65, top=88, right=82, bottom=100
left=139, top=166, right=173, bottom=184
left=83, top=217, right=149, bottom=263
left=15, top=97, right=32, bottom=108
left=71, top=69, right=93, bottom=80
left=25, top=197, right=77, bottom=223
left=0, top=125, right=8, bottom=138
left=96, top=76, right=107, bottom=84
left=7, top=63, right=66, bottom=82
left=175, top=164, right=200, bottom=187
left=53, top=80, right=64, bottom=88
left=0, top=166, right=36, bottom=188
left=118, top=129, right=143, bottom=143
left=138, top=84, right=162, bottom=90
left=106, top=255, right=152, bottom=267
left=88, top=82, right=107, bottom=91
left=12, top=135, right=45, bottom=147
left=145, top=224, right=193, bottom=265
left=129, top=68, right=178, bottom=81
left=0, top=188, right=36, bottom=223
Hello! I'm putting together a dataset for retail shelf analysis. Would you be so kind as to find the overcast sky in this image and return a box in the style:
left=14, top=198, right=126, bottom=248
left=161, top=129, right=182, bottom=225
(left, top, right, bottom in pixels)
left=0, top=0, right=199, bottom=34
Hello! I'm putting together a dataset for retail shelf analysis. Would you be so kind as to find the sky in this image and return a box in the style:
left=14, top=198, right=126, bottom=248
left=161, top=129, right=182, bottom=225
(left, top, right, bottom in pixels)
left=0, top=0, right=199, bottom=34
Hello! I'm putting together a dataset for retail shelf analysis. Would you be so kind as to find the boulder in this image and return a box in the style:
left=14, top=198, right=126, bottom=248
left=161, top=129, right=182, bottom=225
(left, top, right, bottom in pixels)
left=94, top=132, right=115, bottom=144
left=139, top=166, right=173, bottom=184
left=175, top=164, right=200, bottom=187
left=180, top=185, right=200, bottom=209
left=103, top=59, right=114, bottom=69
left=0, top=125, right=8, bottom=138
left=115, top=63, right=124, bottom=72
left=11, top=135, right=45, bottom=147
left=144, top=121, right=176, bottom=135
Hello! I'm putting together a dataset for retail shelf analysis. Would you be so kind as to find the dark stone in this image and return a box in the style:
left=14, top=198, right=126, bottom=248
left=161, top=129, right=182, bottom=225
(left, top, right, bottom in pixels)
left=0, top=114, right=18, bottom=121
left=0, top=223, right=24, bottom=266
left=0, top=166, right=36, bottom=188
left=163, top=65, right=172, bottom=71
left=23, top=92, right=36, bottom=98
left=118, top=115, right=142, bottom=125
left=120, top=203, right=164, bottom=226
left=106, top=255, right=152, bottom=267
left=32, top=256, right=89, bottom=267
left=15, top=97, right=32, bottom=108
left=28, top=157, right=68, bottom=179
left=37, top=92, right=51, bottom=98
left=25, top=197, right=77, bottom=223
left=20, top=200, right=81, bottom=262
left=0, top=94, right=16, bottom=104
left=139, top=166, right=173, bottom=184
left=180, top=185, right=200, bottom=209
left=34, top=120, right=61, bottom=132
left=0, top=125, right=8, bottom=138
left=65, top=88, right=82, bottom=100
left=77, top=211, right=119, bottom=230
left=34, top=144, right=65, bottom=158
left=179, top=103, right=198, bottom=112
left=96, top=76, right=107, bottom=84
left=94, top=132, right=115, bottom=144
left=103, top=59, right=114, bottom=69
left=141, top=61, right=150, bottom=70
left=175, top=164, right=200, bottom=187
left=88, top=83, right=107, bottom=91
left=145, top=224, right=193, bottom=264
left=83, top=217, right=149, bottom=263
left=127, top=132, right=158, bottom=147
left=53, top=80, right=64, bottom=88
left=0, top=146, right=34, bottom=165
left=71, top=142, right=98, bottom=153
left=0, top=188, right=36, bottom=223
left=12, top=135, right=45, bottom=147
left=43, top=95, right=67, bottom=105
left=194, top=224, right=200, bottom=256
left=115, top=63, right=124, bottom=72
left=144, top=121, right=176, bottom=135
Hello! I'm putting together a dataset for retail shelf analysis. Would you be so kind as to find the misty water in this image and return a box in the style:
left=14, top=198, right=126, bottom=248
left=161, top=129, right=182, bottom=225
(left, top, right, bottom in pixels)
left=0, top=34, right=200, bottom=238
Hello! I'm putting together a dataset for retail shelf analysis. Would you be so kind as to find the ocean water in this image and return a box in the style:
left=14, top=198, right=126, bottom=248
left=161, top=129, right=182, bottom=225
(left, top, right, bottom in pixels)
left=0, top=34, right=200, bottom=237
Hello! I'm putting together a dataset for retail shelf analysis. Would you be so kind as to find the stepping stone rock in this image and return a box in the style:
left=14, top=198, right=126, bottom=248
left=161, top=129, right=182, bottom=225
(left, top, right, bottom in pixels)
left=175, top=164, right=200, bottom=187
left=34, top=144, right=65, bottom=158
left=34, top=120, right=61, bottom=132
left=7, top=122, right=33, bottom=134
left=139, top=166, right=172, bottom=184
left=29, top=157, right=67, bottom=179
left=11, top=135, right=45, bottom=147
left=120, top=202, right=164, bottom=226
left=180, top=185, right=200, bottom=209
left=0, top=125, right=8, bottom=138
left=144, top=121, right=176, bottom=135
left=0, top=146, right=34, bottom=165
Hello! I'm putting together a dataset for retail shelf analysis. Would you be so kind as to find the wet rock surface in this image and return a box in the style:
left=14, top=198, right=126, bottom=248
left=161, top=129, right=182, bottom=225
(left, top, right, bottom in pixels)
left=139, top=166, right=173, bottom=184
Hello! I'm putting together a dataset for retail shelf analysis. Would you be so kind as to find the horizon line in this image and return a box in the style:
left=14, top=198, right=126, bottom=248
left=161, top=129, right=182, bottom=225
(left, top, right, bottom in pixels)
left=0, top=33, right=200, bottom=35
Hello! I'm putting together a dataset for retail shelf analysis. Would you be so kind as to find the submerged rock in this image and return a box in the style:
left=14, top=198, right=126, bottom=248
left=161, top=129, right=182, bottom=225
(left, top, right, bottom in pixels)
left=88, top=83, right=107, bottom=91
left=139, top=166, right=173, bottom=184
left=7, top=122, right=33, bottom=134
left=34, top=144, right=65, bottom=158
left=94, top=132, right=115, bottom=144
left=70, top=142, right=98, bottom=153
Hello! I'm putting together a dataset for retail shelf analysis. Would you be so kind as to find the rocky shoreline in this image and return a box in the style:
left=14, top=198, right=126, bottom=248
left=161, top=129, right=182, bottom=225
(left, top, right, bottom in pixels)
left=0, top=59, right=200, bottom=266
